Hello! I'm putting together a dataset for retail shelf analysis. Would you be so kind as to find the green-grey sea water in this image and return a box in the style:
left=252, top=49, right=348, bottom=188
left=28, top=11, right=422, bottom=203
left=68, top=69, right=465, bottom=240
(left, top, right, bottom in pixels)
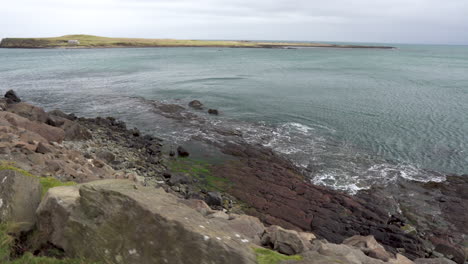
left=0, top=45, right=466, bottom=192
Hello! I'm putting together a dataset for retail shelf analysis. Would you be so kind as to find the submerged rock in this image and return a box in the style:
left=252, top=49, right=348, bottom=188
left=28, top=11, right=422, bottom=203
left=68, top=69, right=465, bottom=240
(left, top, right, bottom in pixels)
left=208, top=109, right=219, bottom=115
left=177, top=146, right=190, bottom=157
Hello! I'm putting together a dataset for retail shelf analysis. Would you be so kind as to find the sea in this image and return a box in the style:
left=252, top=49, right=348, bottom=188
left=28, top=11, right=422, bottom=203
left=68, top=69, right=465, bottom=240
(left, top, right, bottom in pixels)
left=0, top=44, right=467, bottom=193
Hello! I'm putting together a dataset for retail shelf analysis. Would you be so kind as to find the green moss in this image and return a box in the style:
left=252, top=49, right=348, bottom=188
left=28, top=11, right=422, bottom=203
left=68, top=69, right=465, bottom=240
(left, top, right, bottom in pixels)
left=168, top=158, right=231, bottom=191
left=0, top=162, right=76, bottom=197
left=39, top=177, right=76, bottom=197
left=253, top=248, right=302, bottom=264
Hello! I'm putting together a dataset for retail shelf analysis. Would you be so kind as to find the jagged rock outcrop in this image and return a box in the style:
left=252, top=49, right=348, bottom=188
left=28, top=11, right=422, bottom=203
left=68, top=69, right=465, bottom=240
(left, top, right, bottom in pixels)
left=36, top=180, right=257, bottom=264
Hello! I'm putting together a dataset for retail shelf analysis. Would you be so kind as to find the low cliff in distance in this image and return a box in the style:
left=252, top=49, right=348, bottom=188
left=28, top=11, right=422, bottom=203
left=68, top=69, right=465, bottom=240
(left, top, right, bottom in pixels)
left=0, top=34, right=395, bottom=49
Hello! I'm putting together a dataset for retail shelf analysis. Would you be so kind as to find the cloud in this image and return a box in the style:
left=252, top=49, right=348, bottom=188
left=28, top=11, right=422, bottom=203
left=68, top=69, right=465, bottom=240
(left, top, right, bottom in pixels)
left=1, top=0, right=467, bottom=44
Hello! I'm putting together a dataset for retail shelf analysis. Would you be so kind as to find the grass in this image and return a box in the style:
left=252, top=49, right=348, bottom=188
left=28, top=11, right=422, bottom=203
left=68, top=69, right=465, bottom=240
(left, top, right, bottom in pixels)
left=253, top=248, right=302, bottom=264
left=0, top=161, right=76, bottom=197
left=168, top=158, right=231, bottom=191
left=0, top=35, right=394, bottom=49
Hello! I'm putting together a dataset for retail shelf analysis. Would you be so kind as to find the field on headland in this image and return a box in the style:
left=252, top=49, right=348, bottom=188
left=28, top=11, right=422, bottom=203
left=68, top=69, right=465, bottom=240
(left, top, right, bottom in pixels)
left=0, top=34, right=394, bottom=49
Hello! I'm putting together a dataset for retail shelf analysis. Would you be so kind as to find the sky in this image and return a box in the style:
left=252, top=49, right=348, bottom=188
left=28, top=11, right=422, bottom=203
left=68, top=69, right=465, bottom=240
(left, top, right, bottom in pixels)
left=1, top=0, right=467, bottom=45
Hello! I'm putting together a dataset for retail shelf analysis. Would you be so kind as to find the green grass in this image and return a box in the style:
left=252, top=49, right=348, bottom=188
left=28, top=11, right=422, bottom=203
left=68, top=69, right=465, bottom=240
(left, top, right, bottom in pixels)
left=253, top=248, right=302, bottom=264
left=0, top=34, right=394, bottom=49
left=0, top=161, right=76, bottom=197
left=168, top=158, right=231, bottom=191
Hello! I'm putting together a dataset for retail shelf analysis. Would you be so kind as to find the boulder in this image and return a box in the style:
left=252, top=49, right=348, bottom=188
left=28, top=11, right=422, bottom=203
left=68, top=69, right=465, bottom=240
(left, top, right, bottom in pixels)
left=36, top=180, right=257, bottom=264
left=46, top=115, right=66, bottom=127
left=0, top=112, right=65, bottom=143
left=0, top=99, right=7, bottom=111
left=177, top=146, right=189, bottom=157
left=167, top=174, right=190, bottom=186
left=96, top=151, right=115, bottom=164
left=208, top=109, right=219, bottom=115
left=433, top=242, right=466, bottom=264
left=188, top=100, right=204, bottom=109
left=48, top=109, right=75, bottom=121
left=180, top=199, right=215, bottom=216
left=205, top=191, right=223, bottom=207
left=63, top=123, right=92, bottom=141
left=4, top=90, right=21, bottom=103
left=0, top=170, right=41, bottom=232
left=6, top=102, right=48, bottom=122
left=261, top=225, right=312, bottom=255
left=226, top=214, right=265, bottom=245
left=344, top=235, right=394, bottom=261
left=35, top=142, right=52, bottom=154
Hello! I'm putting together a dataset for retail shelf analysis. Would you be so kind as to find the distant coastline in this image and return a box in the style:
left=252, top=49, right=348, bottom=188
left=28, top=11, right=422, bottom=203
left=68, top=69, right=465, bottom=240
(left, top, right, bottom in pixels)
left=0, top=34, right=395, bottom=49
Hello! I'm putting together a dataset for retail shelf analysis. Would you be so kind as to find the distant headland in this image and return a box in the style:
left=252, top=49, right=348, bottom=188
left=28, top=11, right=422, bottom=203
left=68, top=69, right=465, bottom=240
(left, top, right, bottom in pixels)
left=0, top=34, right=395, bottom=49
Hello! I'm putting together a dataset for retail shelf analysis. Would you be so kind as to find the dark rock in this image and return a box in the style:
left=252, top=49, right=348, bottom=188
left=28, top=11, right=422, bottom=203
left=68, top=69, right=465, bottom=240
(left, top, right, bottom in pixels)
left=163, top=172, right=172, bottom=179
left=167, top=174, right=189, bottom=186
left=177, top=146, right=189, bottom=157
left=35, top=142, right=52, bottom=154
left=188, top=100, right=204, bottom=109
left=169, top=150, right=176, bottom=157
left=96, top=151, right=115, bottom=164
left=205, top=191, right=223, bottom=207
left=208, top=109, right=219, bottom=115
left=158, top=104, right=185, bottom=114
left=434, top=242, right=466, bottom=264
left=4, top=90, right=21, bottom=103
left=130, top=128, right=140, bottom=137
left=46, top=115, right=66, bottom=127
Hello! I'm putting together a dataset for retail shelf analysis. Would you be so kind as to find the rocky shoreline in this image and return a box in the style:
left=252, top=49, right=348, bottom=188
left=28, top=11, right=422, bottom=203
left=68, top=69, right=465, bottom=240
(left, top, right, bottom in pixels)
left=0, top=90, right=466, bottom=264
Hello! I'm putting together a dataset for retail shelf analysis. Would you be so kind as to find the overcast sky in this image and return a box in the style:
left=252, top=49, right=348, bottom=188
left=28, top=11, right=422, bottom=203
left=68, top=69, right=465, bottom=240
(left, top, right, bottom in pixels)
left=1, top=0, right=467, bottom=44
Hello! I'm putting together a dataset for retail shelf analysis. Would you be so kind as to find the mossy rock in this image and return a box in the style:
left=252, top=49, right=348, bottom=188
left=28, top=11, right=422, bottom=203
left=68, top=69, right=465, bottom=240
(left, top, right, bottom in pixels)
left=253, top=247, right=302, bottom=264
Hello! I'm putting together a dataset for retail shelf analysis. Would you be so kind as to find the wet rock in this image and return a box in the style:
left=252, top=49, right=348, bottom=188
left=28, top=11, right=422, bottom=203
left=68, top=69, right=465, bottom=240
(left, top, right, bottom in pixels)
left=189, top=100, right=204, bottom=109
left=169, top=150, right=176, bottom=157
left=177, top=146, right=189, bottom=157
left=158, top=104, right=185, bottom=114
left=208, top=109, right=219, bottom=115
left=206, top=191, right=223, bottom=207
left=4, top=89, right=21, bottom=103
left=0, top=170, right=41, bottom=232
left=36, top=142, right=52, bottom=154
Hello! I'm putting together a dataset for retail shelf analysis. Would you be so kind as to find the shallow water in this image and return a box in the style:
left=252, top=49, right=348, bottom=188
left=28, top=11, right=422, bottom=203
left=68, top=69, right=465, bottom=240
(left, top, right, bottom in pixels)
left=0, top=45, right=467, bottom=192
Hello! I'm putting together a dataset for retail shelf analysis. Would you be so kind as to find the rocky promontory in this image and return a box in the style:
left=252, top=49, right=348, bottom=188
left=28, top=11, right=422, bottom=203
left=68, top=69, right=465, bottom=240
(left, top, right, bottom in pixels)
left=0, top=90, right=466, bottom=264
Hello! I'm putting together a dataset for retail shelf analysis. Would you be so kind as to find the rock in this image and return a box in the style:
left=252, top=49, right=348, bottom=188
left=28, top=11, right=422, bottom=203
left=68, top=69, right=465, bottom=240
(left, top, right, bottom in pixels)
left=96, top=151, right=115, bottom=164
left=35, top=142, right=52, bottom=154
left=6, top=102, right=48, bottom=122
left=344, top=235, right=394, bottom=261
left=0, top=112, right=65, bottom=143
left=208, top=109, right=219, bottom=115
left=226, top=214, right=265, bottom=245
left=36, top=180, right=257, bottom=264
left=0, top=99, right=7, bottom=111
left=208, top=211, right=230, bottom=220
left=434, top=242, right=466, bottom=264
left=0, top=170, right=41, bottom=232
left=46, top=115, right=66, bottom=127
left=48, top=109, right=75, bottom=121
left=414, top=258, right=457, bottom=264
left=180, top=199, right=215, bottom=216
left=188, top=100, right=204, bottom=109
left=206, top=191, right=223, bottom=207
left=63, top=123, right=92, bottom=141
left=167, top=174, right=189, bottom=186
left=4, top=89, right=21, bottom=103
left=177, top=146, right=189, bottom=157
left=261, top=225, right=312, bottom=255
left=158, top=104, right=185, bottom=114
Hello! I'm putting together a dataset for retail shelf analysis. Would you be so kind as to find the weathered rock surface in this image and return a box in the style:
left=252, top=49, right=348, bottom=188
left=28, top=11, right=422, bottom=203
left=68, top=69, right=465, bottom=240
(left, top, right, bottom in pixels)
left=344, top=235, right=394, bottom=261
left=0, top=170, right=41, bottom=231
left=36, top=180, right=257, bottom=264
left=414, top=258, right=457, bottom=264
left=261, top=225, right=314, bottom=255
left=0, top=112, right=65, bottom=143
left=6, top=102, right=49, bottom=123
